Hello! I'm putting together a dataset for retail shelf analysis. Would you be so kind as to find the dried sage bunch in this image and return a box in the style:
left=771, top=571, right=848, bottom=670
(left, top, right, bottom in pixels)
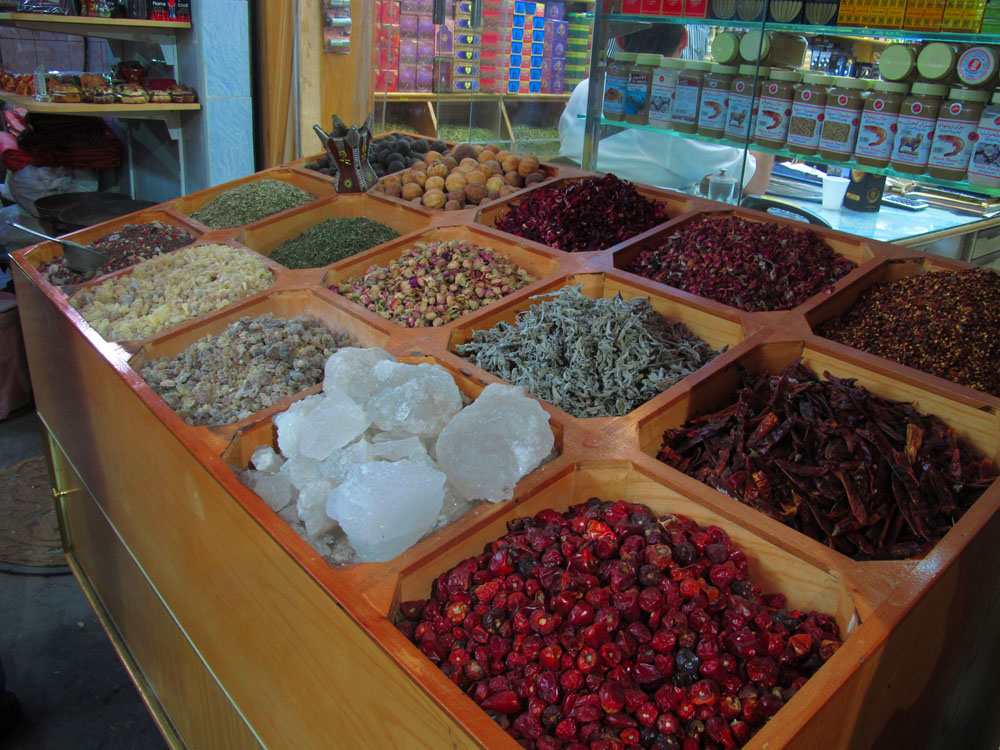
left=456, top=285, right=720, bottom=417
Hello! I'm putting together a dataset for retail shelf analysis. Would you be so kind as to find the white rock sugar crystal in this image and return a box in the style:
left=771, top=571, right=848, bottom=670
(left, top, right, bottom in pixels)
left=296, top=479, right=337, bottom=537
left=324, top=346, right=394, bottom=403
left=251, top=445, right=284, bottom=474
left=370, top=436, right=427, bottom=462
left=366, top=360, right=462, bottom=437
left=436, top=383, right=553, bottom=502
left=319, top=439, right=374, bottom=484
left=295, top=385, right=370, bottom=461
left=327, top=459, right=446, bottom=562
left=287, top=456, right=322, bottom=492
left=241, top=468, right=293, bottom=512
left=274, top=392, right=324, bottom=457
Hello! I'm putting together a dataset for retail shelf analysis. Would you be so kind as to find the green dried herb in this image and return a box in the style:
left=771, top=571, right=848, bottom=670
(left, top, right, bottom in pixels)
left=269, top=218, right=400, bottom=269
left=190, top=179, right=314, bottom=229
left=456, top=285, right=721, bottom=418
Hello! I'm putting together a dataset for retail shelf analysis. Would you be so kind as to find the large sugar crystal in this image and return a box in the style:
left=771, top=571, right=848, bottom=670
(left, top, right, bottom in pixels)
left=323, top=346, right=394, bottom=403
left=436, top=383, right=553, bottom=502
left=274, top=392, right=324, bottom=457
left=319, top=439, right=374, bottom=484
left=366, top=360, right=462, bottom=437
left=297, top=385, right=370, bottom=461
left=287, top=456, right=322, bottom=491
left=296, top=479, right=336, bottom=537
left=371, top=436, right=427, bottom=462
left=326, top=459, right=446, bottom=562
left=251, top=445, right=284, bottom=473
left=241, top=468, right=293, bottom=512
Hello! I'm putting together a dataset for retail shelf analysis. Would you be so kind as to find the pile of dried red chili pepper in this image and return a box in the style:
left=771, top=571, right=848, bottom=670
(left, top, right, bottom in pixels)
left=494, top=174, right=669, bottom=252
left=657, top=362, right=996, bottom=561
left=817, top=268, right=1000, bottom=398
left=628, top=216, right=856, bottom=312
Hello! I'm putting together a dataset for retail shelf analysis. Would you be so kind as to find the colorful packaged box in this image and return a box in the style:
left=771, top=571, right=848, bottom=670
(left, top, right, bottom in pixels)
left=453, top=77, right=480, bottom=92
left=417, top=40, right=435, bottom=61
left=869, top=0, right=906, bottom=27
left=400, top=13, right=419, bottom=35
left=456, top=47, right=481, bottom=61
left=418, top=15, right=435, bottom=38
left=685, top=0, right=709, bottom=16
left=543, top=38, right=567, bottom=58
left=905, top=0, right=947, bottom=28
left=532, top=15, right=547, bottom=28
left=545, top=19, right=568, bottom=40
left=437, top=25, right=454, bottom=55
left=456, top=0, right=471, bottom=11
left=435, top=59, right=453, bottom=89
left=530, top=54, right=544, bottom=68
left=941, top=0, right=987, bottom=29
left=400, top=0, right=420, bottom=13
left=546, top=1, right=564, bottom=19
left=622, top=0, right=642, bottom=13
left=455, top=63, right=480, bottom=76
left=400, top=38, right=418, bottom=63
left=639, top=0, right=661, bottom=13
left=838, top=0, right=873, bottom=24
left=531, top=27, right=546, bottom=42
left=416, top=63, right=434, bottom=91
left=380, top=0, right=401, bottom=24
left=455, top=32, right=481, bottom=45
left=399, top=64, right=417, bottom=91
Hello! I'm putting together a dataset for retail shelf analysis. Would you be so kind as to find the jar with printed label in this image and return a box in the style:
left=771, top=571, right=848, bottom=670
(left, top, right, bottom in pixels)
left=818, top=77, right=867, bottom=161
left=917, top=43, right=960, bottom=85
left=672, top=60, right=711, bottom=134
left=928, top=88, right=989, bottom=181
left=753, top=69, right=801, bottom=148
left=649, top=57, right=683, bottom=130
left=787, top=73, right=833, bottom=156
left=957, top=46, right=1000, bottom=89
left=968, top=91, right=1000, bottom=188
left=710, top=31, right=742, bottom=65
left=604, top=51, right=636, bottom=122
left=697, top=63, right=738, bottom=138
left=854, top=80, right=909, bottom=168
left=625, top=54, right=660, bottom=125
left=725, top=65, right=769, bottom=144
left=878, top=44, right=919, bottom=84
left=739, top=30, right=807, bottom=69
left=889, top=82, right=948, bottom=175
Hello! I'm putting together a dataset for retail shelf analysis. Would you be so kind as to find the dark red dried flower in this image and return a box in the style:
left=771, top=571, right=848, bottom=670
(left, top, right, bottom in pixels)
left=628, top=216, right=856, bottom=312
left=495, top=174, right=669, bottom=252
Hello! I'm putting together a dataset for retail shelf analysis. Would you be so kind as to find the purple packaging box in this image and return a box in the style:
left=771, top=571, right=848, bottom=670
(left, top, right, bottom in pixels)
left=400, top=0, right=421, bottom=13
left=399, top=64, right=417, bottom=91
left=436, top=24, right=454, bottom=55
left=399, top=13, right=419, bottom=36
left=417, top=40, right=435, bottom=61
left=416, top=63, right=434, bottom=91
left=435, top=59, right=453, bottom=90
left=542, top=38, right=566, bottom=58
left=400, top=38, right=418, bottom=63
left=545, top=19, right=568, bottom=41
left=546, top=1, right=564, bottom=19
left=552, top=74, right=564, bottom=94
left=417, top=15, right=435, bottom=39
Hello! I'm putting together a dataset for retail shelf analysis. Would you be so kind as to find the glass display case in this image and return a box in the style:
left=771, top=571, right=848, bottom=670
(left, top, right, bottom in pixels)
left=578, top=1, right=1000, bottom=256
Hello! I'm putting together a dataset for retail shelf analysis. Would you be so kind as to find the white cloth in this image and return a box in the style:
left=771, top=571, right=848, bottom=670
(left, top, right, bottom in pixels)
left=558, top=79, right=756, bottom=191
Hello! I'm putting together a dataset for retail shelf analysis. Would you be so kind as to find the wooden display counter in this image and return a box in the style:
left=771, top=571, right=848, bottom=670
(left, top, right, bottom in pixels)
left=10, top=163, right=1000, bottom=749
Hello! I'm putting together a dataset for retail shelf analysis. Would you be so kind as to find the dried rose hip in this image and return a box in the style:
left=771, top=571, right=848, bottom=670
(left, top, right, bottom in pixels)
left=495, top=174, right=669, bottom=252
left=628, top=215, right=856, bottom=312
left=395, top=498, right=843, bottom=748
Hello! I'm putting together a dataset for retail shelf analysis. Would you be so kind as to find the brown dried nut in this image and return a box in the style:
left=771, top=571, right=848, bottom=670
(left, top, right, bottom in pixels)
left=484, top=159, right=503, bottom=174
left=459, top=157, right=480, bottom=171
left=501, top=155, right=520, bottom=173
left=499, top=185, right=518, bottom=196
left=495, top=150, right=512, bottom=164
left=518, top=155, right=541, bottom=177
left=411, top=196, right=423, bottom=206
left=525, top=171, right=546, bottom=186
left=448, top=189, right=466, bottom=205
left=422, top=188, right=447, bottom=209
left=373, top=182, right=386, bottom=193
left=385, top=182, right=403, bottom=198
left=410, top=161, right=428, bottom=172
left=444, top=199, right=462, bottom=211
left=486, top=175, right=505, bottom=198
left=503, top=171, right=524, bottom=188
left=465, top=171, right=486, bottom=185
left=442, top=156, right=459, bottom=171
left=427, top=162, right=449, bottom=178
left=424, top=150, right=443, bottom=164
left=464, top=183, right=487, bottom=204
left=477, top=149, right=496, bottom=163
left=477, top=164, right=493, bottom=179
left=402, top=182, right=424, bottom=200
left=425, top=175, right=446, bottom=192
left=445, top=173, right=467, bottom=193
left=411, top=170, right=428, bottom=188
left=383, top=175, right=402, bottom=188
left=452, top=143, right=477, bottom=162
left=401, top=170, right=417, bottom=185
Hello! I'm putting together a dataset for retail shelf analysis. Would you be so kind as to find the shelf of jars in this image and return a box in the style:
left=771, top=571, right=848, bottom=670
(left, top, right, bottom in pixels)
left=582, top=114, right=1000, bottom=197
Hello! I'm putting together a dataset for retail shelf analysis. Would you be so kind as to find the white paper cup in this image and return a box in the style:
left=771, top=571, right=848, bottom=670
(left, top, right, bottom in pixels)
left=821, top=175, right=850, bottom=210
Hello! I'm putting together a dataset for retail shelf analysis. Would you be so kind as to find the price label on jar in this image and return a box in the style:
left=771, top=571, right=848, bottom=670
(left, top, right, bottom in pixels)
left=649, top=72, right=676, bottom=128
left=928, top=118, right=979, bottom=172
left=724, top=89, right=753, bottom=139
left=671, top=78, right=701, bottom=126
left=698, top=87, right=729, bottom=130
left=786, top=99, right=826, bottom=148
left=604, top=62, right=627, bottom=117
left=855, top=105, right=900, bottom=161
left=754, top=93, right=793, bottom=143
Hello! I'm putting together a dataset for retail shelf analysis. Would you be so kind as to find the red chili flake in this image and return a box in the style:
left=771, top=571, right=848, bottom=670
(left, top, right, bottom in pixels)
left=396, top=498, right=842, bottom=749
left=628, top=216, right=857, bottom=312
left=657, top=361, right=997, bottom=561
left=495, top=173, right=669, bottom=252
left=817, top=268, right=1000, bottom=398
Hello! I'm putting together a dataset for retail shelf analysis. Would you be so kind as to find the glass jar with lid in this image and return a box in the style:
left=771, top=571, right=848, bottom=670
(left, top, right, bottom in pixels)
left=957, top=46, right=1000, bottom=89
left=890, top=82, right=949, bottom=175
left=625, top=53, right=660, bottom=125
left=878, top=44, right=919, bottom=84
left=725, top=64, right=769, bottom=143
left=739, top=30, right=807, bottom=69
left=753, top=69, right=802, bottom=149
left=927, top=87, right=990, bottom=181
left=968, top=91, right=1000, bottom=188
left=604, top=51, right=636, bottom=122
left=787, top=73, right=834, bottom=156
left=697, top=63, right=738, bottom=138
left=855, top=80, right=910, bottom=168
left=818, top=77, right=867, bottom=161
left=917, top=43, right=960, bottom=85
left=710, top=31, right=742, bottom=66
left=672, top=60, right=711, bottom=134
left=649, top=58, right=684, bottom=131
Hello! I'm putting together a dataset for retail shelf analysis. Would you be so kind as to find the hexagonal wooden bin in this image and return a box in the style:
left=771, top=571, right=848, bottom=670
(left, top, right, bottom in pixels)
left=9, top=154, right=1000, bottom=750
left=445, top=270, right=752, bottom=424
